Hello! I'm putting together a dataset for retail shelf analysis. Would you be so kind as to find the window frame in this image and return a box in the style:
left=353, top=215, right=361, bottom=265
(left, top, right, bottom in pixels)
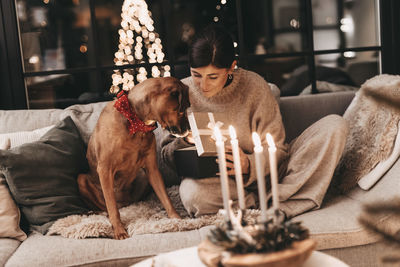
left=0, top=0, right=399, bottom=109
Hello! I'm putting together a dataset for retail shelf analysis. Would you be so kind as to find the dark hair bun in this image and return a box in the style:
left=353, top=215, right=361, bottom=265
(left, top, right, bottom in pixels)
left=188, top=24, right=235, bottom=69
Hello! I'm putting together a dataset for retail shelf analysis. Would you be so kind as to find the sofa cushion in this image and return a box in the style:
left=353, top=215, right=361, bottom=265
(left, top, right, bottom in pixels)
left=294, top=196, right=374, bottom=250
left=294, top=158, right=400, bottom=251
left=280, top=91, right=355, bottom=142
left=5, top=228, right=212, bottom=266
left=0, top=238, right=21, bottom=266
left=0, top=101, right=108, bottom=145
left=0, top=109, right=63, bottom=134
left=61, top=101, right=108, bottom=144
left=0, top=117, right=89, bottom=234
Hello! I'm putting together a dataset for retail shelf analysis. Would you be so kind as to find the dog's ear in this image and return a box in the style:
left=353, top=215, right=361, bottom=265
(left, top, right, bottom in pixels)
left=135, top=91, right=156, bottom=118
left=178, top=83, right=190, bottom=111
left=168, top=87, right=189, bottom=113
left=129, top=79, right=160, bottom=117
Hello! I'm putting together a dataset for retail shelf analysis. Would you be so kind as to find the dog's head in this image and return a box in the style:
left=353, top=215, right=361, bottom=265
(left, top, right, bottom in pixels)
left=131, top=77, right=190, bottom=136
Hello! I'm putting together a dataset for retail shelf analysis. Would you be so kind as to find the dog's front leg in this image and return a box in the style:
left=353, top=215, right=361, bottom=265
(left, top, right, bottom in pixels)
left=145, top=146, right=180, bottom=219
left=98, top=165, right=129, bottom=239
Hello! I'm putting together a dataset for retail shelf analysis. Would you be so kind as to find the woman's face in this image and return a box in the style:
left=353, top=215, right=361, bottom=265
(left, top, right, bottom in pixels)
left=190, top=63, right=234, bottom=98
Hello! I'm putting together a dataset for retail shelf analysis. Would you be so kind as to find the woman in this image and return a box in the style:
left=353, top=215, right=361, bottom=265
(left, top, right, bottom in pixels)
left=156, top=24, right=348, bottom=218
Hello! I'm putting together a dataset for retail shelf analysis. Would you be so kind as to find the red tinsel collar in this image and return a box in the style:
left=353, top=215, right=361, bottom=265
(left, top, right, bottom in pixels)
left=114, top=90, right=156, bottom=135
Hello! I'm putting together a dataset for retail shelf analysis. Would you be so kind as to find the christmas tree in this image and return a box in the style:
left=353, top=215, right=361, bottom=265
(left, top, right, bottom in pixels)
left=110, top=0, right=170, bottom=93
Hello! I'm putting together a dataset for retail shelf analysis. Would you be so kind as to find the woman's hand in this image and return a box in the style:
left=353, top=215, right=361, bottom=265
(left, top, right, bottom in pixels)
left=183, top=131, right=195, bottom=144
left=218, top=145, right=250, bottom=175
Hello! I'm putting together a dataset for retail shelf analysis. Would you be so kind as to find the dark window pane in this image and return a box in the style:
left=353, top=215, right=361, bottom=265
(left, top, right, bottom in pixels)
left=247, top=56, right=306, bottom=94
left=343, top=0, right=379, bottom=47
left=312, top=0, right=338, bottom=26
left=94, top=0, right=124, bottom=66
left=242, top=0, right=306, bottom=56
left=16, top=0, right=96, bottom=72
left=313, top=29, right=340, bottom=51
left=313, top=0, right=379, bottom=50
left=170, top=0, right=238, bottom=62
left=316, top=51, right=380, bottom=86
left=174, top=63, right=190, bottom=80
left=25, top=72, right=112, bottom=109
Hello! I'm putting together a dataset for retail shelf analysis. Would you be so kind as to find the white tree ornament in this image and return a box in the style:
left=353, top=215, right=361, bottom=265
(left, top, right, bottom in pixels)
left=110, top=0, right=170, bottom=93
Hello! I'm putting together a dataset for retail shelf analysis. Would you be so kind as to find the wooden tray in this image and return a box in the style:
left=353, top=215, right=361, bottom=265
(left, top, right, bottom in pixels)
left=198, top=238, right=316, bottom=267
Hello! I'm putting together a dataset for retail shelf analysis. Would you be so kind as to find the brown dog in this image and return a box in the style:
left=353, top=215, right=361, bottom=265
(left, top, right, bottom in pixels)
left=77, top=77, right=190, bottom=239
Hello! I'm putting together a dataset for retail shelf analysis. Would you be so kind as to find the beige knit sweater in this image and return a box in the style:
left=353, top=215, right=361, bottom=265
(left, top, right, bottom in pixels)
left=156, top=68, right=288, bottom=188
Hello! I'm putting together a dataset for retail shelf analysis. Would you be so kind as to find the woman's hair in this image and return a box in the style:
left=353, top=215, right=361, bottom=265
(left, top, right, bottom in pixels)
left=188, top=24, right=235, bottom=69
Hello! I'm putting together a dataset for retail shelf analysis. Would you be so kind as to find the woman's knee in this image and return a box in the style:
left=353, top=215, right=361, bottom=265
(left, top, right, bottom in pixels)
left=179, top=178, right=222, bottom=217
left=320, top=114, right=349, bottom=140
left=179, top=179, right=201, bottom=207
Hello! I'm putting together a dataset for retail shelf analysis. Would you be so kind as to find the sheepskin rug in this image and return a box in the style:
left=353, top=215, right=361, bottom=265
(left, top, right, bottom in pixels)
left=47, top=186, right=260, bottom=239
left=334, top=74, right=400, bottom=192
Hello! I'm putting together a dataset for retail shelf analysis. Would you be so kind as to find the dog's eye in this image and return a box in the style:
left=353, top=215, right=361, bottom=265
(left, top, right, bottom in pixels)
left=170, top=91, right=179, bottom=99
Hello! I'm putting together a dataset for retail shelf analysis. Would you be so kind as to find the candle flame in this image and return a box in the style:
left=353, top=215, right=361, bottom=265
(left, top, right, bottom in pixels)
left=229, top=125, right=237, bottom=139
left=214, top=126, right=223, bottom=142
left=266, top=133, right=276, bottom=148
left=252, top=132, right=262, bottom=148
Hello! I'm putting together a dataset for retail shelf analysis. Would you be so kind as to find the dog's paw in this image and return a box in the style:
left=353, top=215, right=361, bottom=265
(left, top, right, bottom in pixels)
left=168, top=211, right=181, bottom=219
left=113, top=227, right=129, bottom=240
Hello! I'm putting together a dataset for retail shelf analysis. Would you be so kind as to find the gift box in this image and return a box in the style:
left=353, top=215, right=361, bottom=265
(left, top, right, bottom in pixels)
left=174, top=146, right=218, bottom=178
left=187, top=111, right=230, bottom=157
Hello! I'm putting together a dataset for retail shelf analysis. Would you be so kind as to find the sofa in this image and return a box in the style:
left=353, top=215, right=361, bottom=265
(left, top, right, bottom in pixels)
left=0, top=90, right=399, bottom=267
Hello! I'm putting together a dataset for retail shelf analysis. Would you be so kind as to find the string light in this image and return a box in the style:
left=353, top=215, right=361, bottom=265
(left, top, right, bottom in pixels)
left=110, top=0, right=170, bottom=93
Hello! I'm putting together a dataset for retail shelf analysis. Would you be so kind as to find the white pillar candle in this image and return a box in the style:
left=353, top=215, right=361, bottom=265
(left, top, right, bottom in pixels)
left=266, top=133, right=280, bottom=213
left=252, top=132, right=268, bottom=223
left=214, top=126, right=231, bottom=222
left=229, top=125, right=246, bottom=210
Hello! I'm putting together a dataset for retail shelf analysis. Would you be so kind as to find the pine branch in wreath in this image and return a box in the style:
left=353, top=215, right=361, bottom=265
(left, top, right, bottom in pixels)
left=208, top=217, right=309, bottom=254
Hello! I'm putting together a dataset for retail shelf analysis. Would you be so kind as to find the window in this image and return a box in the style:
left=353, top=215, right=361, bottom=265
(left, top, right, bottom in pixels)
left=0, top=0, right=399, bottom=109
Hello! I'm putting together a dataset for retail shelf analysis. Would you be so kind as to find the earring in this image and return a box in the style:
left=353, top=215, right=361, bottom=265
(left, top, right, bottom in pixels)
left=228, top=74, right=233, bottom=80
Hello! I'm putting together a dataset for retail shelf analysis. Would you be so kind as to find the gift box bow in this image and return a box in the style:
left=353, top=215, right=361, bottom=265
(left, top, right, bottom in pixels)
left=188, top=111, right=230, bottom=156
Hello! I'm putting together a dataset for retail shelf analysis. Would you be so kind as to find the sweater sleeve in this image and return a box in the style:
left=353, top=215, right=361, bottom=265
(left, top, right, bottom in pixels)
left=154, top=126, right=193, bottom=186
left=244, top=83, right=288, bottom=187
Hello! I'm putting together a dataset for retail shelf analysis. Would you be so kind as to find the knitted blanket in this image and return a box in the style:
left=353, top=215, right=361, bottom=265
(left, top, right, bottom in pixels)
left=47, top=186, right=260, bottom=239
left=334, top=74, right=400, bottom=192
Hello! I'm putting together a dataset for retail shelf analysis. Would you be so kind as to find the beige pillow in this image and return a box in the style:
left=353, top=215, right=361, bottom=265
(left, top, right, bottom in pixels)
left=0, top=125, right=54, bottom=148
left=0, top=125, right=54, bottom=240
left=0, top=176, right=27, bottom=241
left=358, top=121, right=400, bottom=190
left=334, top=74, right=400, bottom=192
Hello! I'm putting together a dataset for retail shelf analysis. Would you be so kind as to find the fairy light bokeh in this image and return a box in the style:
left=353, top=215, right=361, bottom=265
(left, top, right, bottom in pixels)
left=110, top=0, right=170, bottom=93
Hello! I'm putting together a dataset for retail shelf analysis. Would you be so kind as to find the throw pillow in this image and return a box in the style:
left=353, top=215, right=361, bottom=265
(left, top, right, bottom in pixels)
left=0, top=125, right=54, bottom=148
left=334, top=74, right=400, bottom=192
left=0, top=116, right=89, bottom=234
left=358, top=121, right=400, bottom=190
left=0, top=176, right=27, bottom=241
left=0, top=125, right=54, bottom=241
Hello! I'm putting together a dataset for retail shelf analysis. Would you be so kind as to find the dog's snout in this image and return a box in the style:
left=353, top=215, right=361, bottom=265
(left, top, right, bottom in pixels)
left=169, top=126, right=179, bottom=134
left=167, top=117, right=190, bottom=137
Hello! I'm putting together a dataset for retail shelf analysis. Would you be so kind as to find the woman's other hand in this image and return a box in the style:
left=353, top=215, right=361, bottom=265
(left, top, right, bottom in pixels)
left=222, top=145, right=250, bottom=175
left=183, top=131, right=195, bottom=144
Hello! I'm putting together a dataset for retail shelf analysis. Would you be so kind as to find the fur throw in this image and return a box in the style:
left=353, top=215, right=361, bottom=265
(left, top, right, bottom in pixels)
left=47, top=186, right=260, bottom=239
left=334, top=74, right=400, bottom=192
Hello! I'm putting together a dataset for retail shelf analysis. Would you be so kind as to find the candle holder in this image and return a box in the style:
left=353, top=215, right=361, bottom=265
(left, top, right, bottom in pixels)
left=198, top=206, right=315, bottom=267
